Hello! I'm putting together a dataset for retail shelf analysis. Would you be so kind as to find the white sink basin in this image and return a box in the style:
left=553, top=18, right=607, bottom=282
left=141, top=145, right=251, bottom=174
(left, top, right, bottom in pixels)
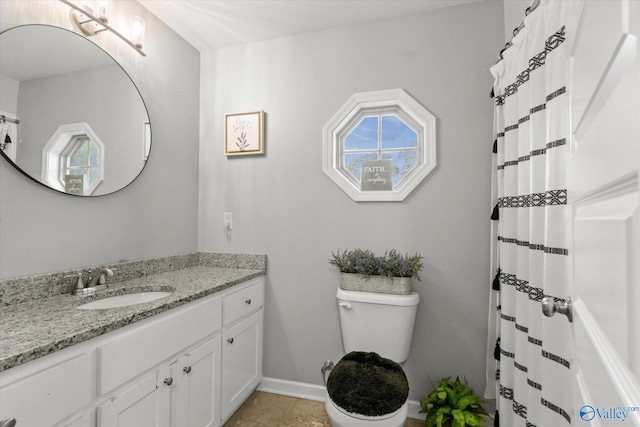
left=77, top=292, right=172, bottom=310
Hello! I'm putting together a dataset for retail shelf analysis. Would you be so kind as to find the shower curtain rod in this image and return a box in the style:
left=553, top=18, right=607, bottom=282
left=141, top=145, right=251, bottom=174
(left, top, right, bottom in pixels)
left=496, top=0, right=541, bottom=61
left=0, top=115, right=20, bottom=125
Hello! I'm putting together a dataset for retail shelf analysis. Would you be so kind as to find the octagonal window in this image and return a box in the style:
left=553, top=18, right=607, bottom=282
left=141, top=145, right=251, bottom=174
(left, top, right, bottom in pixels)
left=323, top=89, right=436, bottom=201
left=41, top=123, right=105, bottom=195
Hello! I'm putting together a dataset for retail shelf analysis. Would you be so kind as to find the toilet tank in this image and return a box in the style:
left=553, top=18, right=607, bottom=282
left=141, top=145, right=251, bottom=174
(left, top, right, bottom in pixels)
left=337, top=288, right=419, bottom=363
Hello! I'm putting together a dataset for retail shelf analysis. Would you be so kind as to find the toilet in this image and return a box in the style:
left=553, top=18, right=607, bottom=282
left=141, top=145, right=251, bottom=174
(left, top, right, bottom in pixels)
left=324, top=288, right=420, bottom=426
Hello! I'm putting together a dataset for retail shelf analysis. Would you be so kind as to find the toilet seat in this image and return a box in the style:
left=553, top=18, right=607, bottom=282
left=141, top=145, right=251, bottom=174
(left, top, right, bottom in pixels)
left=325, top=392, right=408, bottom=427
left=324, top=352, right=409, bottom=426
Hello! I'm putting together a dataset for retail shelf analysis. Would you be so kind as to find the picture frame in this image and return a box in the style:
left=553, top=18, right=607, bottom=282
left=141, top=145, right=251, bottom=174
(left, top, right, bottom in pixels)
left=225, top=110, right=264, bottom=156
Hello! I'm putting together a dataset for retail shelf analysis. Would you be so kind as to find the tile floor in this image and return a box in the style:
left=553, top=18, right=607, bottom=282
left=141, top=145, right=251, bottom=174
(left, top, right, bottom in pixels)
left=223, top=391, right=425, bottom=427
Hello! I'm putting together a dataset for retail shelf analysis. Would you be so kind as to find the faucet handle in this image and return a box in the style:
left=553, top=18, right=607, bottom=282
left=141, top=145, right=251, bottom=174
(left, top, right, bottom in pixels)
left=87, top=267, right=115, bottom=287
left=64, top=272, right=85, bottom=292
left=98, top=268, right=114, bottom=284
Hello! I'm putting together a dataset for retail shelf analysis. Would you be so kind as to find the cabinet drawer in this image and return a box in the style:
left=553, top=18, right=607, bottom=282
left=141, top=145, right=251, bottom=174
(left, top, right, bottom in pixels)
left=0, top=353, right=92, bottom=427
left=223, top=278, right=264, bottom=325
left=98, top=295, right=222, bottom=395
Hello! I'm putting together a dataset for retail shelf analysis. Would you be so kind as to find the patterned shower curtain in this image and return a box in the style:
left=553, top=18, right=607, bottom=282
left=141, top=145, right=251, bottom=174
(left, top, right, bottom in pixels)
left=484, top=1, right=574, bottom=426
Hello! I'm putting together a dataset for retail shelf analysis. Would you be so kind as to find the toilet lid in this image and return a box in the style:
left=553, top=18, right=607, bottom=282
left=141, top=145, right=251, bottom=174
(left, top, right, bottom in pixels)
left=326, top=351, right=409, bottom=417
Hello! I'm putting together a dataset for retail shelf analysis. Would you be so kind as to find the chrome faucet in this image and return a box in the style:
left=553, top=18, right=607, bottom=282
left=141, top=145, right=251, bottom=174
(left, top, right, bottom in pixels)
left=66, top=268, right=114, bottom=295
left=87, top=268, right=114, bottom=288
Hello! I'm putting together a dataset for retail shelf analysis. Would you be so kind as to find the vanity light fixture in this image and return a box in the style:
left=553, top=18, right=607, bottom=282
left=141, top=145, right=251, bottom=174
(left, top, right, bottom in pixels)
left=59, top=0, right=146, bottom=57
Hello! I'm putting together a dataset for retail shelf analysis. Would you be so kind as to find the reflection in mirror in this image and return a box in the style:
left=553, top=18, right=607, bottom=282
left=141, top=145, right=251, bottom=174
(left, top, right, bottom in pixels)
left=0, top=25, right=150, bottom=196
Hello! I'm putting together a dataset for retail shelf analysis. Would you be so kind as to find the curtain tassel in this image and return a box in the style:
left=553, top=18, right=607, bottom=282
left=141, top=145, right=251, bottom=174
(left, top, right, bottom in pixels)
left=494, top=338, right=501, bottom=360
left=490, top=87, right=495, bottom=98
left=494, top=410, right=500, bottom=427
left=491, top=203, right=500, bottom=220
left=493, top=139, right=498, bottom=153
left=492, top=268, right=501, bottom=290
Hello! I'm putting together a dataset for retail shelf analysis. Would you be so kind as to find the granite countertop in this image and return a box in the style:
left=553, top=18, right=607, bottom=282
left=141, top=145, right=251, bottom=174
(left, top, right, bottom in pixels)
left=0, top=265, right=265, bottom=371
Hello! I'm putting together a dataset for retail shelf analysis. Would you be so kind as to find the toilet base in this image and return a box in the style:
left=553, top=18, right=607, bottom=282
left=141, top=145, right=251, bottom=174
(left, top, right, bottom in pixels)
left=325, top=392, right=408, bottom=427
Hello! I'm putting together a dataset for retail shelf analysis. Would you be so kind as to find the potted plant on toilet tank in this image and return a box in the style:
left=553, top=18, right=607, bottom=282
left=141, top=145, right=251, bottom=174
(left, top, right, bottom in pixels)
left=329, top=248, right=423, bottom=295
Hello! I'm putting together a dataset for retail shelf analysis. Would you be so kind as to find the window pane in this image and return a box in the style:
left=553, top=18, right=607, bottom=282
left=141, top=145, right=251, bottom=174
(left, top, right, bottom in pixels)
left=382, top=150, right=418, bottom=185
left=344, top=152, right=379, bottom=182
left=344, top=116, right=378, bottom=151
left=70, top=140, right=89, bottom=166
left=88, top=167, right=98, bottom=186
left=89, top=142, right=98, bottom=166
left=381, top=115, right=417, bottom=149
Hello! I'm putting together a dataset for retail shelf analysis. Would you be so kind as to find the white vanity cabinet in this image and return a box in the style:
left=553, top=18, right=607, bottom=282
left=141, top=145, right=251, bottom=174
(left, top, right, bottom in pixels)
left=0, top=275, right=264, bottom=427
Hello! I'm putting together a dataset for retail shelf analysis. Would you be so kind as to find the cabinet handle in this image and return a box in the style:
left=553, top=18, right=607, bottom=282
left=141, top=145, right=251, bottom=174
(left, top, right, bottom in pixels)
left=227, top=337, right=234, bottom=344
left=164, top=377, right=173, bottom=386
left=183, top=366, right=192, bottom=374
left=245, top=299, right=252, bottom=305
left=0, top=418, right=17, bottom=427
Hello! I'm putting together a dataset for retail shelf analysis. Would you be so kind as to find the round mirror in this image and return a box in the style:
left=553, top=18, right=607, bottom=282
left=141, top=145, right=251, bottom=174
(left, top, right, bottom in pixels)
left=0, top=25, right=150, bottom=196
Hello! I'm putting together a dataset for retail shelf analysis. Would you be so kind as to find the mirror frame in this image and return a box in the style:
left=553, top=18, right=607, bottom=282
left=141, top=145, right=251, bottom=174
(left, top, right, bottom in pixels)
left=0, top=24, right=151, bottom=197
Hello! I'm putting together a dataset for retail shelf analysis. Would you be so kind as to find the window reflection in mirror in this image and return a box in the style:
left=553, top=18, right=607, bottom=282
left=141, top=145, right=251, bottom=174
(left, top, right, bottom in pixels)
left=63, top=136, right=100, bottom=194
left=42, top=123, right=105, bottom=195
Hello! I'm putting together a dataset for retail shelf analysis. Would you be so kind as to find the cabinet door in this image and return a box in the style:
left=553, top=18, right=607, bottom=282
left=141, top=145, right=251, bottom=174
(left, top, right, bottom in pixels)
left=221, top=310, right=263, bottom=421
left=175, top=336, right=221, bottom=427
left=97, top=366, right=171, bottom=427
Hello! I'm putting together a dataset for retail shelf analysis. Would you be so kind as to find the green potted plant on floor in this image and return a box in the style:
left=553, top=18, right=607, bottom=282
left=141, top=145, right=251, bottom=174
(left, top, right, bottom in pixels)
left=329, top=248, right=423, bottom=295
left=420, top=376, right=489, bottom=427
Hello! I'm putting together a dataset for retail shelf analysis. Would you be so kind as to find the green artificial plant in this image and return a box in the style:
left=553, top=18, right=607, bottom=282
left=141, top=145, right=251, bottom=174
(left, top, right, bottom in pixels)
left=420, top=376, right=489, bottom=427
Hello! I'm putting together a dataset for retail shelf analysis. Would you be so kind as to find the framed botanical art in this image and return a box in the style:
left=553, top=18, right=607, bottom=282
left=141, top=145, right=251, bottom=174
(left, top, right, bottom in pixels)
left=225, top=110, right=264, bottom=156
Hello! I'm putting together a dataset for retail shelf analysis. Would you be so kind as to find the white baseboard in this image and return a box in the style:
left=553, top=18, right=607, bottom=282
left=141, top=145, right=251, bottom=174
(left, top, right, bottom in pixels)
left=258, top=376, right=326, bottom=402
left=257, top=377, right=426, bottom=421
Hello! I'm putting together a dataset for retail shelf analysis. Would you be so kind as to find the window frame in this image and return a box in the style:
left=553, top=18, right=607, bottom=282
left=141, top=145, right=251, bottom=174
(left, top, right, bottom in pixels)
left=323, top=89, right=436, bottom=202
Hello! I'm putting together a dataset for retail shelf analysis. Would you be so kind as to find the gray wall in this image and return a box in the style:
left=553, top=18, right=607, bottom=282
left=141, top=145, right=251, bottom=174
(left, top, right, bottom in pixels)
left=0, top=75, right=19, bottom=113
left=503, top=0, right=532, bottom=43
left=0, top=1, right=200, bottom=278
left=199, top=1, right=503, bottom=400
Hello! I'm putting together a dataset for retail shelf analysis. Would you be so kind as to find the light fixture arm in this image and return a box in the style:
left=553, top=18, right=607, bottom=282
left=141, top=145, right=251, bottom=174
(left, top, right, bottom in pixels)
left=59, top=0, right=146, bottom=57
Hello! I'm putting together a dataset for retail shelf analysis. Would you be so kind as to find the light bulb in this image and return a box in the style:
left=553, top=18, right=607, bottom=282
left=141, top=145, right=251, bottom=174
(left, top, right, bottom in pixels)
left=129, top=15, right=145, bottom=48
left=95, top=0, right=111, bottom=22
